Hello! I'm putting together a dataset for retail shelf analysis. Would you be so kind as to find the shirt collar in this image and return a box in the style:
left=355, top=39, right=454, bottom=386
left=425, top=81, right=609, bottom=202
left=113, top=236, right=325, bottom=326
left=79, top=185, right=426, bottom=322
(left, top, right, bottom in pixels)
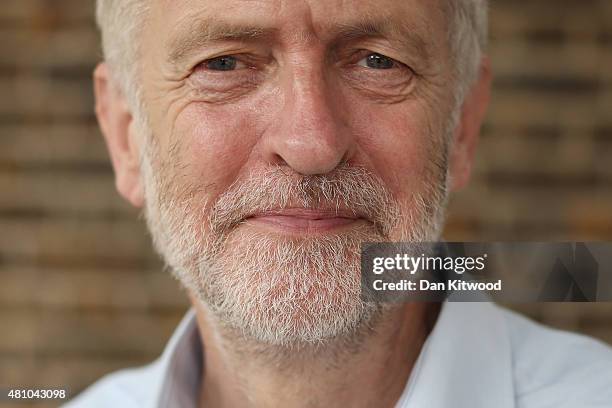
left=155, top=309, right=202, bottom=408
left=154, top=302, right=515, bottom=408
left=396, top=302, right=516, bottom=408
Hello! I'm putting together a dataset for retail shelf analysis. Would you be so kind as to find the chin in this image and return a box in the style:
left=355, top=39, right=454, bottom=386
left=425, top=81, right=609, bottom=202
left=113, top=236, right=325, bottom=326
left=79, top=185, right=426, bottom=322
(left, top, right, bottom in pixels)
left=193, top=224, right=385, bottom=346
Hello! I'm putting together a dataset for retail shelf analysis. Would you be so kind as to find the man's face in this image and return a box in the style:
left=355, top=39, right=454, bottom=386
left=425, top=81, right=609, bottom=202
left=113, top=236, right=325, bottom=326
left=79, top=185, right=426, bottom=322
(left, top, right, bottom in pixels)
left=98, top=0, right=487, bottom=345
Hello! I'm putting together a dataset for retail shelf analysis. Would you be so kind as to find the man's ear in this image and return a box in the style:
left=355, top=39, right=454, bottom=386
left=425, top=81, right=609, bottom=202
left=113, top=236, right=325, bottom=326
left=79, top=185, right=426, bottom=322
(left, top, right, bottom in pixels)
left=94, top=63, right=145, bottom=207
left=448, top=57, right=492, bottom=191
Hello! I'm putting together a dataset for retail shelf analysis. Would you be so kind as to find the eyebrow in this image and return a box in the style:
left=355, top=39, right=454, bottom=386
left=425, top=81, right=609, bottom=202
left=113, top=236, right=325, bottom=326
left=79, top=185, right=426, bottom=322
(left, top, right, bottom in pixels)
left=329, top=19, right=430, bottom=61
left=166, top=19, right=275, bottom=65
left=166, top=17, right=430, bottom=67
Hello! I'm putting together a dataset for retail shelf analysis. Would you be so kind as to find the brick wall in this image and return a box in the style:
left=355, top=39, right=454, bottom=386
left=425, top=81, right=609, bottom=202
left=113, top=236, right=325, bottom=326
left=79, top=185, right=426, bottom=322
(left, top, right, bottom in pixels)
left=0, top=1, right=611, bottom=405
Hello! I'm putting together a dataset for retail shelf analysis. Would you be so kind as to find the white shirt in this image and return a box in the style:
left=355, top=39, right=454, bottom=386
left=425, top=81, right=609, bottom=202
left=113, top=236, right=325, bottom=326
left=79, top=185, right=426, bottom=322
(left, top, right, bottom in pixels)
left=65, top=302, right=612, bottom=407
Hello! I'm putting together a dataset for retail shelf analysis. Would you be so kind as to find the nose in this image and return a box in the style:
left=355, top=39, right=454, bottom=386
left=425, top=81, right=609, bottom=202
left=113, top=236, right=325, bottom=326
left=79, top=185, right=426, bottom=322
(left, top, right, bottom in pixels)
left=261, top=64, right=354, bottom=175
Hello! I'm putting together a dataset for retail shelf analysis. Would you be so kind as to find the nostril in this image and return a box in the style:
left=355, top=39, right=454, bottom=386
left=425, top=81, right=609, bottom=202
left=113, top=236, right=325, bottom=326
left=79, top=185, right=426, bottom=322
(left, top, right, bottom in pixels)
left=272, top=153, right=289, bottom=167
left=269, top=135, right=352, bottom=176
left=338, top=151, right=351, bottom=168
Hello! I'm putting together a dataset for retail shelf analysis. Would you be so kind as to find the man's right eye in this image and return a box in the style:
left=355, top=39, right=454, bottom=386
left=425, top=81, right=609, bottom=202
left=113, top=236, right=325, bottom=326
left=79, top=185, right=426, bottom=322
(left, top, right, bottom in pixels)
left=203, top=56, right=245, bottom=71
left=357, top=53, right=398, bottom=70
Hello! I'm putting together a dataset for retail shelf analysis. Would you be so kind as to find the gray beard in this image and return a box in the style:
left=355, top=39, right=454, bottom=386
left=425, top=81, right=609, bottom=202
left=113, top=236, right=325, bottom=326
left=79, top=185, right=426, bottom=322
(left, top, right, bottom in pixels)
left=196, top=225, right=386, bottom=347
left=142, top=154, right=448, bottom=350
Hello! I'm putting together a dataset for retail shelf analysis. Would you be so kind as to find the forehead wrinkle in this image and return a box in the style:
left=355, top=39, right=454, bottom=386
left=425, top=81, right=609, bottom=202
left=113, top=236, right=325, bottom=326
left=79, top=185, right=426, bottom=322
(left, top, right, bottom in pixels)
left=163, top=2, right=436, bottom=67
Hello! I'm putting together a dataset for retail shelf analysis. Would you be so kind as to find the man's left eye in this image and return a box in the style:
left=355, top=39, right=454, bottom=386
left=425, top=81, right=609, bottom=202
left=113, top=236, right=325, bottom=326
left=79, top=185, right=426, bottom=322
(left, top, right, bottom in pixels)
left=357, top=53, right=397, bottom=70
left=204, top=56, right=246, bottom=71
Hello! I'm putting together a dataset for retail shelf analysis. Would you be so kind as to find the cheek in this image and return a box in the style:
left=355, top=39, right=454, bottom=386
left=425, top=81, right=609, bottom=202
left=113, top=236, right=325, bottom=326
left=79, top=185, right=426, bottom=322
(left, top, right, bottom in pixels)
left=170, top=101, right=267, bottom=200
left=350, top=101, right=445, bottom=201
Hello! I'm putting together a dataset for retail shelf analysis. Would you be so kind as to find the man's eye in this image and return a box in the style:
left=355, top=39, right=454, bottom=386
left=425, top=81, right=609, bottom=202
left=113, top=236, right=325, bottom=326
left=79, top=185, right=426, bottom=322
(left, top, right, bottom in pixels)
left=357, top=53, right=397, bottom=70
left=204, top=56, right=244, bottom=71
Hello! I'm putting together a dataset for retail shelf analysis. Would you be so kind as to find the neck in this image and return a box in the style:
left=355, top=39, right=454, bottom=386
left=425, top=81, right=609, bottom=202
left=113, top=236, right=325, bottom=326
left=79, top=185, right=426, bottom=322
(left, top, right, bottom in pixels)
left=191, top=299, right=440, bottom=408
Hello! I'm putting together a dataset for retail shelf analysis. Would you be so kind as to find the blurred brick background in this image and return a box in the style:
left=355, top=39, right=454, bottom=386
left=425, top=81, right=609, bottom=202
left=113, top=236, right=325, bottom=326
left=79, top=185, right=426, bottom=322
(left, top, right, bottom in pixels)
left=0, top=0, right=611, bottom=406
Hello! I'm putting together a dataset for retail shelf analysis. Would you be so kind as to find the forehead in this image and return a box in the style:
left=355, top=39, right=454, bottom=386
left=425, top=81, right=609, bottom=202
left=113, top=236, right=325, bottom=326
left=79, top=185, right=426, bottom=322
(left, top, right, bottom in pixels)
left=148, top=0, right=448, bottom=47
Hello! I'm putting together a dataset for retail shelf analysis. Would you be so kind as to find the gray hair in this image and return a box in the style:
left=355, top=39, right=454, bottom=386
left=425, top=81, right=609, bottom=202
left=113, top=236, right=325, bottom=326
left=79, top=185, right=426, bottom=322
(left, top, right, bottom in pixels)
left=96, top=0, right=148, bottom=111
left=446, top=0, right=489, bottom=105
left=96, top=0, right=488, bottom=112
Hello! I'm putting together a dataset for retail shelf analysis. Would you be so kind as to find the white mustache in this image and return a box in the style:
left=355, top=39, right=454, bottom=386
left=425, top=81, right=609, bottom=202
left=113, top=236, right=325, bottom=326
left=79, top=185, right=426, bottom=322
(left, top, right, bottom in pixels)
left=208, top=165, right=401, bottom=238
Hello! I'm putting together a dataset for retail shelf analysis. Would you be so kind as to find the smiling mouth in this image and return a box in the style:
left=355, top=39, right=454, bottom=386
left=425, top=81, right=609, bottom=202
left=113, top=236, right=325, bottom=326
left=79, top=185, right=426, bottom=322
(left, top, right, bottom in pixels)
left=244, top=208, right=368, bottom=233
